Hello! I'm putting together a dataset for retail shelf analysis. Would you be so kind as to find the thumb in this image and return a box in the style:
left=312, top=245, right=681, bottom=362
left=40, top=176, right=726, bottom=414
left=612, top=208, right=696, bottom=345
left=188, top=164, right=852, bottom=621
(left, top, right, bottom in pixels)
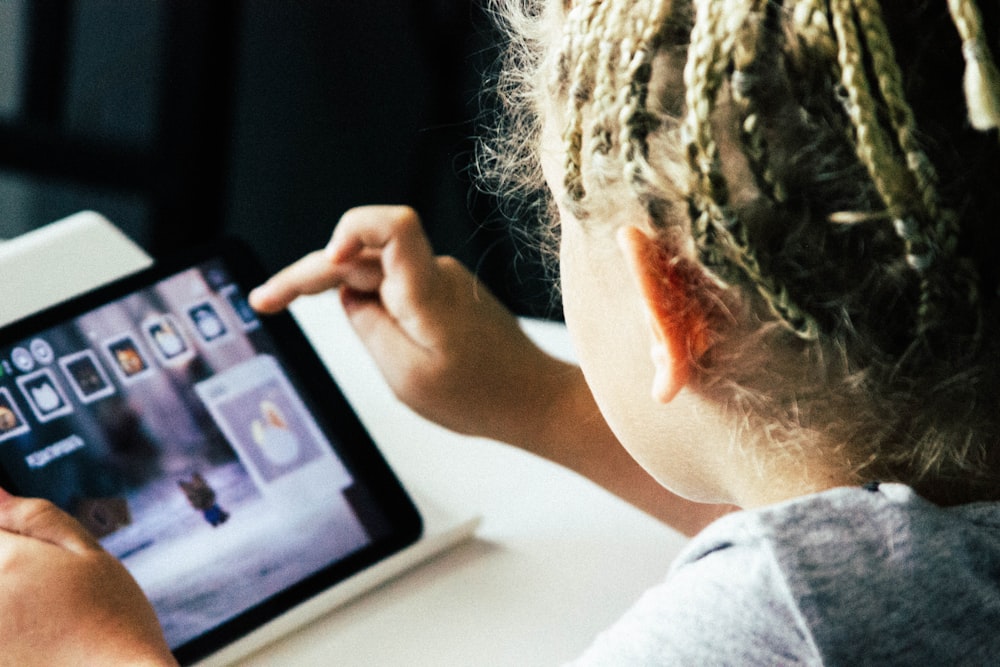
left=339, top=287, right=434, bottom=386
left=0, top=495, right=101, bottom=555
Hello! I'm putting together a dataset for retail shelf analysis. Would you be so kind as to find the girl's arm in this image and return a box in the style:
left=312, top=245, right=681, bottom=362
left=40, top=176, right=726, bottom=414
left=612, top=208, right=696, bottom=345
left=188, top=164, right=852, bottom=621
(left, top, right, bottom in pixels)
left=251, top=206, right=731, bottom=535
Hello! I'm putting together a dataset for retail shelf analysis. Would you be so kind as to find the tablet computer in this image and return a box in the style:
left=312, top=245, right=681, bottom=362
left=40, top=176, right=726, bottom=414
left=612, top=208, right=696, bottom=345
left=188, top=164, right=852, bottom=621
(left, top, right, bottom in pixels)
left=0, top=239, right=423, bottom=664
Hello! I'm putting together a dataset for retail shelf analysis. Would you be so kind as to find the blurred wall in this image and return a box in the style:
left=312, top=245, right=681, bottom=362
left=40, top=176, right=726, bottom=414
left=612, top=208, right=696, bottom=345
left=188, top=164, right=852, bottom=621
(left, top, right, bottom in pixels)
left=0, top=0, right=556, bottom=318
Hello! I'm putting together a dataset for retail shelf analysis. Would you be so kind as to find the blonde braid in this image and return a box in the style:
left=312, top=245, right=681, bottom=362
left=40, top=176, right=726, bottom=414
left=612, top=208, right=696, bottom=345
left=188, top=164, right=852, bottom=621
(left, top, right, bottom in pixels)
left=855, top=2, right=942, bottom=223
left=587, top=1, right=626, bottom=160
left=561, top=0, right=606, bottom=202
left=732, top=0, right=787, bottom=204
left=829, top=0, right=911, bottom=218
left=843, top=0, right=981, bottom=333
left=683, top=0, right=737, bottom=261
left=617, top=0, right=671, bottom=189
left=684, top=0, right=820, bottom=338
left=791, top=0, right=836, bottom=57
left=947, top=0, right=1000, bottom=131
left=850, top=0, right=952, bottom=330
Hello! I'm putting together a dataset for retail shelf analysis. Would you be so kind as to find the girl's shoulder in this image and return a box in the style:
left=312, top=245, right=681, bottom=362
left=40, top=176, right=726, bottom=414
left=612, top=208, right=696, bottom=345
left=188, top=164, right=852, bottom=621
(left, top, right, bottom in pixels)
left=682, top=482, right=1000, bottom=562
left=573, top=486, right=1000, bottom=664
left=669, top=484, right=1000, bottom=664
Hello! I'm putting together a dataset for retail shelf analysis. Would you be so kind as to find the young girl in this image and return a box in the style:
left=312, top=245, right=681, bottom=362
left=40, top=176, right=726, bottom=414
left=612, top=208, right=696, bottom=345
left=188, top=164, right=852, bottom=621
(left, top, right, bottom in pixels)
left=3, top=0, right=1000, bottom=663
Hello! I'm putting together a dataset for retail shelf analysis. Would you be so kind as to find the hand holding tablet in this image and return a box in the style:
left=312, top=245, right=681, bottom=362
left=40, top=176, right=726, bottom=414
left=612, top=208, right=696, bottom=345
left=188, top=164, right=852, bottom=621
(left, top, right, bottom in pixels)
left=0, top=489, right=177, bottom=666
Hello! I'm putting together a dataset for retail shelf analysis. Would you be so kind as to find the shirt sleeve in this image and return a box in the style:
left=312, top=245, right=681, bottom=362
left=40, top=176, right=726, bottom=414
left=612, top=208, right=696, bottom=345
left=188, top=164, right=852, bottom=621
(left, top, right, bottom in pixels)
left=565, top=541, right=821, bottom=666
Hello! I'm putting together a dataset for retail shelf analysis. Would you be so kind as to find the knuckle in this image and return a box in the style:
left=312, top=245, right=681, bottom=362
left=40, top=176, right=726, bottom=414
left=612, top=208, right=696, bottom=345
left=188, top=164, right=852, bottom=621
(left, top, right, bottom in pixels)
left=16, top=497, right=69, bottom=533
left=18, top=497, right=60, bottom=522
left=436, top=255, right=463, bottom=272
left=390, top=358, right=441, bottom=405
left=390, top=365, right=427, bottom=403
left=435, top=256, right=472, bottom=289
left=386, top=207, right=423, bottom=236
left=387, top=204, right=420, bottom=222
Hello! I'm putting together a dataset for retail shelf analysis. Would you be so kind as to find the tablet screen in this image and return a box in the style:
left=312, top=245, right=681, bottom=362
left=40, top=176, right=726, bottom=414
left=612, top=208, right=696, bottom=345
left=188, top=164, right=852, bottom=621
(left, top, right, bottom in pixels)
left=0, top=242, right=422, bottom=663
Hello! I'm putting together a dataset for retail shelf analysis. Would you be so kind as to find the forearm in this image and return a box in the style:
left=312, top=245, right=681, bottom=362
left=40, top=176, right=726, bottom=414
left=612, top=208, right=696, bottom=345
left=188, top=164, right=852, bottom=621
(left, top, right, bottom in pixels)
left=495, top=354, right=732, bottom=537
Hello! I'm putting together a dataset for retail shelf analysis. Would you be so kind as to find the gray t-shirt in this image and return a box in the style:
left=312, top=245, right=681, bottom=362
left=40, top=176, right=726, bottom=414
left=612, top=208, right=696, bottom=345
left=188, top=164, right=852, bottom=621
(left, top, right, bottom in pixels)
left=571, top=483, right=1000, bottom=665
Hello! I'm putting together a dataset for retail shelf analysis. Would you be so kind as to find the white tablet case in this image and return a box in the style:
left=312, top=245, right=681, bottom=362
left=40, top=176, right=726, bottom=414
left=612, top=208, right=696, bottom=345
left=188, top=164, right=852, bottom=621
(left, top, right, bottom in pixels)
left=0, top=211, right=154, bottom=327
left=0, top=211, right=480, bottom=666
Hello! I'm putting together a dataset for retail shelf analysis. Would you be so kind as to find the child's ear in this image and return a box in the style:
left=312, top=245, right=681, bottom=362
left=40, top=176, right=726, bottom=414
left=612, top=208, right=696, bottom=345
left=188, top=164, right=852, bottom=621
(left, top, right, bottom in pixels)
left=616, top=226, right=708, bottom=404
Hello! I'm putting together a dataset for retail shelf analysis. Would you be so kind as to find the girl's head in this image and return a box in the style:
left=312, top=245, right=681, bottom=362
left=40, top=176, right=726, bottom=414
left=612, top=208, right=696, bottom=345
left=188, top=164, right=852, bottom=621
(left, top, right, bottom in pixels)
left=488, top=0, right=1000, bottom=505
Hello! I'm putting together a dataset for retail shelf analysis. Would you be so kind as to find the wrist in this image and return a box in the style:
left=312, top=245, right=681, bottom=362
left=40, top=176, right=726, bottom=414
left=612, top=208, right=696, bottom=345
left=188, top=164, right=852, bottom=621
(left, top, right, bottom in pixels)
left=130, top=658, right=179, bottom=667
left=502, top=355, right=595, bottom=457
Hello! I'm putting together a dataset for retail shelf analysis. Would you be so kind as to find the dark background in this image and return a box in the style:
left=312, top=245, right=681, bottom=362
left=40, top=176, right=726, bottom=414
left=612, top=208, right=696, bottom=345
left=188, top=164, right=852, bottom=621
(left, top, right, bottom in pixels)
left=0, top=0, right=557, bottom=319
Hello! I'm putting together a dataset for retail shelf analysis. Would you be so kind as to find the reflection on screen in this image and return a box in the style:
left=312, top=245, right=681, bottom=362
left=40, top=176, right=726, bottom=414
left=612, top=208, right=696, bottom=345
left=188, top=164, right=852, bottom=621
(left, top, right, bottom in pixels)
left=0, top=261, right=373, bottom=648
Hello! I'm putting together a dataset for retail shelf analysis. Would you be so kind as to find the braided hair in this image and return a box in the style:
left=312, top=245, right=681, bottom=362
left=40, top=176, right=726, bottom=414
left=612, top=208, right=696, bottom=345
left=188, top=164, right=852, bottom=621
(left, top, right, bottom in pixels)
left=489, top=0, right=1000, bottom=505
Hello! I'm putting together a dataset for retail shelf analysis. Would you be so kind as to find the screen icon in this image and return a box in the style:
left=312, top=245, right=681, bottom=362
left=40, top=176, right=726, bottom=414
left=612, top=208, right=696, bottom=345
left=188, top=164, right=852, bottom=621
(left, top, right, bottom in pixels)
left=221, top=285, right=260, bottom=331
left=188, top=301, right=228, bottom=343
left=60, top=350, right=116, bottom=403
left=143, top=315, right=194, bottom=366
left=30, top=338, right=54, bottom=365
left=104, top=334, right=155, bottom=384
left=11, top=346, right=34, bottom=372
left=0, top=387, right=30, bottom=442
left=16, top=368, right=73, bottom=423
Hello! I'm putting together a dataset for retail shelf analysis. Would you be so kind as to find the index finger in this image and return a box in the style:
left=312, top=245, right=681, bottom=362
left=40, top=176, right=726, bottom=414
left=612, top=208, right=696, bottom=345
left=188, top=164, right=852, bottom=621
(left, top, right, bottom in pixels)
left=249, top=250, right=345, bottom=313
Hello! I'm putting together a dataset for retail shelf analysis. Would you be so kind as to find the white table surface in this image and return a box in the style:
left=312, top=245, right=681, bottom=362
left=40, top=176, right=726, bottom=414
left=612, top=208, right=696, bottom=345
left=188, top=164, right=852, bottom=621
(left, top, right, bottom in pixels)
left=236, top=292, right=690, bottom=666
